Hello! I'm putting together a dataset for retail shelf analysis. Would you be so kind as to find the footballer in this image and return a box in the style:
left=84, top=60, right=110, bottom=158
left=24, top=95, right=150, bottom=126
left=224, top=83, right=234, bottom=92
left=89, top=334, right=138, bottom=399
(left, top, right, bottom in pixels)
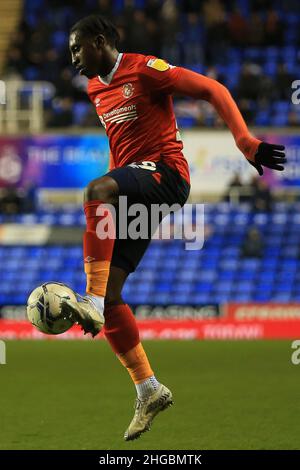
left=62, top=15, right=286, bottom=441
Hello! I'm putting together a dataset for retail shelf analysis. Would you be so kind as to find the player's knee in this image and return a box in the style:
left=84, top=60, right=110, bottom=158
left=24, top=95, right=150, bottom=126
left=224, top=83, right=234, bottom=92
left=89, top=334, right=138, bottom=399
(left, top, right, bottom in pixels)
left=105, top=295, right=124, bottom=307
left=84, top=176, right=119, bottom=204
left=105, top=285, right=124, bottom=306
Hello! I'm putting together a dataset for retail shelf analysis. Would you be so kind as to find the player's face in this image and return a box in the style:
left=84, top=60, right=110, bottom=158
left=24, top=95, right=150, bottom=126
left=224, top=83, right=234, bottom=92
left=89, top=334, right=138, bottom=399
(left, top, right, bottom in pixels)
left=69, top=31, right=103, bottom=79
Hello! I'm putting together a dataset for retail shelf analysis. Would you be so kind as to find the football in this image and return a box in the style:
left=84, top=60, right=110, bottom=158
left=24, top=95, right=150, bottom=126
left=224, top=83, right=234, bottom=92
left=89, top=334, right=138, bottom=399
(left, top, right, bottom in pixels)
left=27, top=282, right=77, bottom=335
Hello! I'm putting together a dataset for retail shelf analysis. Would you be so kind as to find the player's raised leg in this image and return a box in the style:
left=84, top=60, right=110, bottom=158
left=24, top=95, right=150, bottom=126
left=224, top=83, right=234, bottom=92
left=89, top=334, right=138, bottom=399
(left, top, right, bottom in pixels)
left=104, top=267, right=173, bottom=441
left=61, top=176, right=119, bottom=336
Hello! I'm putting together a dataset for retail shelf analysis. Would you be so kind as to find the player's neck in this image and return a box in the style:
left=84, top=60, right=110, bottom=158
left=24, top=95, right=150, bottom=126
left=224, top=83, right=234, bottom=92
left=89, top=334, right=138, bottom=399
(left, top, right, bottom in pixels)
left=99, top=49, right=120, bottom=77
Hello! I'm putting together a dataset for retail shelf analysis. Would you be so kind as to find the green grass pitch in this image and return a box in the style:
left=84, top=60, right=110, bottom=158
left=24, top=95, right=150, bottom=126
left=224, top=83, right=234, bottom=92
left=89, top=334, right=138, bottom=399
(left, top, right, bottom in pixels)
left=0, top=340, right=299, bottom=450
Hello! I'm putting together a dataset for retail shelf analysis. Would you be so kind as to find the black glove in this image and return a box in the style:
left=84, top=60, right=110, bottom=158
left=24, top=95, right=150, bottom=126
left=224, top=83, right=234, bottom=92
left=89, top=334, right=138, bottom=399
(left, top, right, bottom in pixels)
left=248, top=142, right=286, bottom=176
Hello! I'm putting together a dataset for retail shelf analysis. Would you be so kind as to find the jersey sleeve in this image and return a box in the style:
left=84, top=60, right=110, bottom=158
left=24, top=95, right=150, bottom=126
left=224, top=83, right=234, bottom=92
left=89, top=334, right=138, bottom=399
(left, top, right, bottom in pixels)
left=171, top=67, right=261, bottom=161
left=139, top=56, right=181, bottom=94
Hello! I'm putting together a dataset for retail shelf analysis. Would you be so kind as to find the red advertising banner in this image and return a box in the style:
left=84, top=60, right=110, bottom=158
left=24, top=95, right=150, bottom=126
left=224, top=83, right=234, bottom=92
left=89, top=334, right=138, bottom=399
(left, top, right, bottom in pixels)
left=225, top=303, right=300, bottom=321
left=1, top=316, right=300, bottom=340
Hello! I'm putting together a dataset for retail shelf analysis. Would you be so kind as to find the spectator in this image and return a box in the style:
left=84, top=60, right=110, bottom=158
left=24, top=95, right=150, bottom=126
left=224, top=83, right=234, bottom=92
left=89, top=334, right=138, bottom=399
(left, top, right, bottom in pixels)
left=145, top=18, right=161, bottom=58
left=41, top=49, right=61, bottom=83
left=203, top=0, right=228, bottom=64
left=275, top=63, right=294, bottom=101
left=122, top=0, right=136, bottom=26
left=116, top=22, right=132, bottom=52
left=259, top=74, right=277, bottom=103
left=241, top=227, right=264, bottom=258
left=288, top=109, right=300, bottom=126
left=182, top=13, right=204, bottom=65
left=81, top=107, right=101, bottom=127
left=251, top=178, right=273, bottom=212
left=54, top=67, right=87, bottom=101
left=128, top=10, right=152, bottom=56
left=237, top=64, right=263, bottom=101
left=228, top=174, right=242, bottom=189
left=0, top=187, right=22, bottom=217
left=202, top=0, right=226, bottom=27
left=247, top=12, right=265, bottom=46
left=228, top=7, right=248, bottom=47
left=237, top=63, right=275, bottom=103
left=161, top=0, right=180, bottom=64
left=237, top=99, right=255, bottom=125
left=161, top=0, right=178, bottom=22
left=251, top=0, right=272, bottom=12
left=145, top=0, right=161, bottom=21
left=47, top=97, right=74, bottom=128
left=4, top=0, right=296, bottom=129
left=26, top=29, right=51, bottom=70
left=4, top=47, right=25, bottom=77
left=223, top=174, right=243, bottom=202
left=264, top=9, right=284, bottom=46
left=94, top=0, right=113, bottom=18
left=21, top=183, right=37, bottom=213
left=181, top=0, right=201, bottom=14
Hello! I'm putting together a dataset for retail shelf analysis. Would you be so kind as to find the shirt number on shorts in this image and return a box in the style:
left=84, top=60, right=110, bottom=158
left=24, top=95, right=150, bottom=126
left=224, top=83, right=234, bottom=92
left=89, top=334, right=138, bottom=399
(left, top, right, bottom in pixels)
left=129, top=161, right=157, bottom=171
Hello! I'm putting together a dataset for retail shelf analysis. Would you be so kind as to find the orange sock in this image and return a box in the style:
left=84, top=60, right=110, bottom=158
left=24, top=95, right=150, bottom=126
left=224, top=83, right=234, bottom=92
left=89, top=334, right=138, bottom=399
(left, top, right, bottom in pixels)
left=103, top=303, right=154, bottom=384
left=84, top=260, right=110, bottom=297
left=117, top=343, right=154, bottom=384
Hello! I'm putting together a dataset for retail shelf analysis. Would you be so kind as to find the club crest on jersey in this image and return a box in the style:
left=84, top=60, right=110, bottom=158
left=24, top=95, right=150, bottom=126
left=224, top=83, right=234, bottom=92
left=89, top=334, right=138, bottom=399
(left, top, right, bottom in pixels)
left=122, top=83, right=134, bottom=99
left=95, top=97, right=101, bottom=107
left=147, top=58, right=170, bottom=72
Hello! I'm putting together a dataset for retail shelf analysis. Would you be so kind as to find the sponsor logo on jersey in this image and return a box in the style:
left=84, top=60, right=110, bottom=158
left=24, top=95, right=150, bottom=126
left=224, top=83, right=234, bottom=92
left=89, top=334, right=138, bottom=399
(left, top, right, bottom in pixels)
left=99, top=104, right=138, bottom=127
left=147, top=58, right=170, bottom=72
left=122, top=83, right=134, bottom=98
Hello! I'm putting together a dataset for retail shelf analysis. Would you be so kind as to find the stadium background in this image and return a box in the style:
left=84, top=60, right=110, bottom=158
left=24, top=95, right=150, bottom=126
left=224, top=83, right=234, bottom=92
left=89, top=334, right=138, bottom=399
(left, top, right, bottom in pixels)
left=1, top=0, right=300, bottom=450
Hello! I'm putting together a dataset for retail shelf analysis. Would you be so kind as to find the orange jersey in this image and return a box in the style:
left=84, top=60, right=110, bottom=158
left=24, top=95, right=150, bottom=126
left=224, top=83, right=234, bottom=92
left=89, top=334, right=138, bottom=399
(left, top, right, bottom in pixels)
left=87, top=53, right=190, bottom=183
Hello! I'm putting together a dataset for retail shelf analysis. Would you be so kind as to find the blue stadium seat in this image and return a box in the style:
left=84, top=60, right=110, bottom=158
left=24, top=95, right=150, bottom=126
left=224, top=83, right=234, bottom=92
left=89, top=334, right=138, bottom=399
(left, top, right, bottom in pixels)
left=244, top=47, right=262, bottom=62
left=253, top=292, right=272, bottom=302
left=232, top=292, right=253, bottom=302
left=190, top=293, right=212, bottom=304
left=194, top=282, right=213, bottom=293
left=263, top=62, right=277, bottom=77
left=72, top=102, right=91, bottom=125
left=218, top=270, right=235, bottom=281
left=23, top=67, right=39, bottom=81
left=176, top=117, right=197, bottom=128
left=51, top=31, right=68, bottom=49
left=270, top=114, right=288, bottom=126
left=197, top=270, right=217, bottom=282
left=273, top=101, right=290, bottom=113
left=1, top=202, right=300, bottom=305
left=219, top=259, right=239, bottom=270
left=214, top=281, right=232, bottom=293
left=149, top=293, right=171, bottom=304
left=228, top=48, right=242, bottom=62
left=238, top=271, right=256, bottom=281
left=178, top=293, right=197, bottom=304
left=176, top=284, right=193, bottom=294
left=272, top=293, right=292, bottom=302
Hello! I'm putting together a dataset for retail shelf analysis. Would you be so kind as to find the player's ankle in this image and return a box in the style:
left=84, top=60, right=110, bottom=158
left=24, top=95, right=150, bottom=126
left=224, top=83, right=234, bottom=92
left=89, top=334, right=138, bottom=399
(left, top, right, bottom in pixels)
left=135, top=376, right=160, bottom=400
left=86, top=294, right=105, bottom=313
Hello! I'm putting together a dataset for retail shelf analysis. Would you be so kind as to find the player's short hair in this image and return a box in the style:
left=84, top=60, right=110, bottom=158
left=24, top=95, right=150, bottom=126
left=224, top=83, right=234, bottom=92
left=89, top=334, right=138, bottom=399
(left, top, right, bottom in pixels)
left=70, top=15, right=120, bottom=47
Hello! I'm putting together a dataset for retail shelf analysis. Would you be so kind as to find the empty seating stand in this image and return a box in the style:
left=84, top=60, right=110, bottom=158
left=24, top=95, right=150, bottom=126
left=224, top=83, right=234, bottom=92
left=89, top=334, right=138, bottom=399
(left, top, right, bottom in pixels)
left=0, top=202, right=299, bottom=305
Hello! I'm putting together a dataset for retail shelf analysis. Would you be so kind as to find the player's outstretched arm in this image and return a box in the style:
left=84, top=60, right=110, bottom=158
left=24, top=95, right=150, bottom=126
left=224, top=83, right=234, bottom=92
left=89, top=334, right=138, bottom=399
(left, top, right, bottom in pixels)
left=173, top=68, right=287, bottom=175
